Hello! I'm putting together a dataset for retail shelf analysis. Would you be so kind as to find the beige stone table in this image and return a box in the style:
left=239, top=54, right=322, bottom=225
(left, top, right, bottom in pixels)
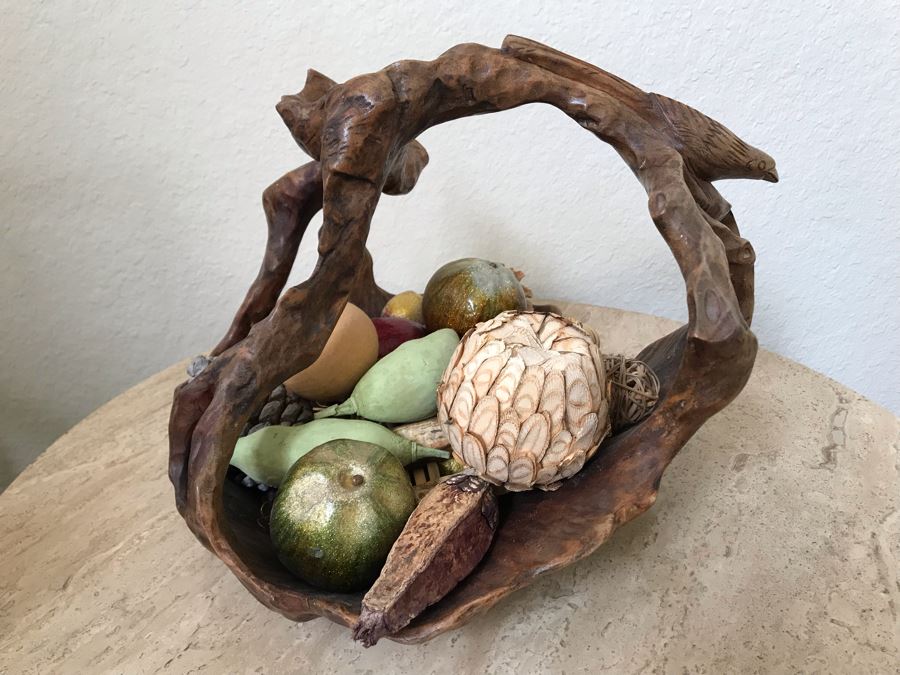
left=2, top=303, right=898, bottom=674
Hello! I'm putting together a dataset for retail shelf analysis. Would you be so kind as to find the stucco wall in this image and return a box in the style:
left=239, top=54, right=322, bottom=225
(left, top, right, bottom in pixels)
left=2, top=1, right=898, bottom=487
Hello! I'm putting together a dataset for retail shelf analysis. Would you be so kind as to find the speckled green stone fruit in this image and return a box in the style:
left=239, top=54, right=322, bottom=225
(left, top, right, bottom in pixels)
left=269, top=440, right=416, bottom=593
left=422, top=258, right=529, bottom=334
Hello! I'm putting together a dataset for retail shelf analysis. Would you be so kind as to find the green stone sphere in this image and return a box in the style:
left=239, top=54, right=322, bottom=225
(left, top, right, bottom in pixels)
left=269, top=439, right=416, bottom=593
left=422, top=258, right=529, bottom=334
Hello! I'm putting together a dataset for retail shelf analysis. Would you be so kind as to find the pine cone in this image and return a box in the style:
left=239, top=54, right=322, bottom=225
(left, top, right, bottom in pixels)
left=241, top=384, right=314, bottom=436
left=437, top=311, right=611, bottom=491
left=224, top=384, right=315, bottom=492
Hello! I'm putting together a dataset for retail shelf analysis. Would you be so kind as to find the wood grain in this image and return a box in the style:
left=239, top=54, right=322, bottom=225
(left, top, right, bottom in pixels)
left=168, top=35, right=777, bottom=643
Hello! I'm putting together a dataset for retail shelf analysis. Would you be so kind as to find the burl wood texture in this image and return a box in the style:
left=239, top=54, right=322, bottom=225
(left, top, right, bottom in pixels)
left=168, top=35, right=777, bottom=643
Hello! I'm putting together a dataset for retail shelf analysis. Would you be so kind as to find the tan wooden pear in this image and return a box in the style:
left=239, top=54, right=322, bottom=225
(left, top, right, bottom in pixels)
left=437, top=311, right=610, bottom=491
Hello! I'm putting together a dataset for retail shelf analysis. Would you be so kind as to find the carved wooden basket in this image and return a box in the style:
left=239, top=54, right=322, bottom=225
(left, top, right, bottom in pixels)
left=168, top=36, right=777, bottom=644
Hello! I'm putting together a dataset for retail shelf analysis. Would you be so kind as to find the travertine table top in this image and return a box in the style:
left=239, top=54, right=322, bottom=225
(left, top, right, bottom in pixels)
left=2, top=303, right=898, bottom=674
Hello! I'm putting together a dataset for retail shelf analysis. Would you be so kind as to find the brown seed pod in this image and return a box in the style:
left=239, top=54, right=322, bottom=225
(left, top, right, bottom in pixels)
left=353, top=474, right=498, bottom=647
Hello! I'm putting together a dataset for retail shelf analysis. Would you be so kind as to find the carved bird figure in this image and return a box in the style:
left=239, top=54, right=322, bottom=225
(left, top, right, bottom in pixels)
left=502, top=35, right=778, bottom=184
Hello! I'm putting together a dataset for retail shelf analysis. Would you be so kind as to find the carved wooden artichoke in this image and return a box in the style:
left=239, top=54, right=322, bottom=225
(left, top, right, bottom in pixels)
left=436, top=311, right=610, bottom=491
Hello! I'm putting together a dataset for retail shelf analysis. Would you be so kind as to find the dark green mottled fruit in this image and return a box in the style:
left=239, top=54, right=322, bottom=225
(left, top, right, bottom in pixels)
left=269, top=440, right=416, bottom=592
left=422, top=258, right=528, bottom=334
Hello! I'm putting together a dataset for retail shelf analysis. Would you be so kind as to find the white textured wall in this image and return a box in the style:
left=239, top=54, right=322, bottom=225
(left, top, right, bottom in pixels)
left=2, top=1, right=898, bottom=487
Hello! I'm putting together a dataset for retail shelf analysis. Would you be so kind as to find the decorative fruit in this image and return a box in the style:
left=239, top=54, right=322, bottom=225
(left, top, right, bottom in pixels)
left=371, top=316, right=427, bottom=358
left=314, top=328, right=459, bottom=424
left=353, top=474, right=498, bottom=646
left=381, top=290, right=424, bottom=324
left=230, top=419, right=449, bottom=487
left=422, top=258, right=529, bottom=334
left=437, top=457, right=466, bottom=475
left=283, top=303, right=378, bottom=402
left=437, top=310, right=611, bottom=491
left=270, top=440, right=417, bottom=592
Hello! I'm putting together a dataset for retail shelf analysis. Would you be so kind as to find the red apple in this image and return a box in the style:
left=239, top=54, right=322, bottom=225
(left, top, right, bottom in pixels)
left=371, top=316, right=427, bottom=358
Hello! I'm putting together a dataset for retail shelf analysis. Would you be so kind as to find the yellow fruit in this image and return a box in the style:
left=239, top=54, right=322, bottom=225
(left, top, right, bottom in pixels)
left=284, top=303, right=378, bottom=402
left=382, top=291, right=424, bottom=324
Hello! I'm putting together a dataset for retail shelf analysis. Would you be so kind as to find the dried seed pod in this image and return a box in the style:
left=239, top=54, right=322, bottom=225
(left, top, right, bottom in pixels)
left=495, top=407, right=520, bottom=452
left=490, top=355, right=526, bottom=404
left=513, top=367, right=545, bottom=420
left=572, top=412, right=601, bottom=453
left=393, top=417, right=450, bottom=448
left=442, top=366, right=463, bottom=405
left=538, top=316, right=567, bottom=345
left=563, top=362, right=593, bottom=428
left=551, top=336, right=592, bottom=356
left=471, top=353, right=507, bottom=397
left=515, top=412, right=550, bottom=460
left=449, top=380, right=477, bottom=429
left=461, top=434, right=486, bottom=474
left=462, top=339, right=506, bottom=378
left=507, top=455, right=537, bottom=488
left=540, top=369, right=566, bottom=437
left=517, top=346, right=550, bottom=366
left=353, top=474, right=498, bottom=647
left=544, top=430, right=573, bottom=466
left=558, top=449, right=587, bottom=479
left=436, top=310, right=612, bottom=490
left=469, top=397, right=500, bottom=448
left=534, top=464, right=560, bottom=487
left=240, top=385, right=313, bottom=437
left=485, top=446, right=510, bottom=483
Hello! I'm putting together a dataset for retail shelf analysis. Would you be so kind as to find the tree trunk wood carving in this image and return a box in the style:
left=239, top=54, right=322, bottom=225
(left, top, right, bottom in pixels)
left=169, top=35, right=777, bottom=643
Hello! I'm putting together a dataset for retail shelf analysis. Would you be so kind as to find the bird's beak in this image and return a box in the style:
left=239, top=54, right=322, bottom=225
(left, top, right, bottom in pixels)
left=763, top=167, right=779, bottom=183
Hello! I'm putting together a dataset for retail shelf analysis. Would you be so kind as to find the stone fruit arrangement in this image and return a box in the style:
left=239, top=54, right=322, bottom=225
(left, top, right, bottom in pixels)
left=214, top=257, right=543, bottom=595
left=213, top=258, right=658, bottom=642
left=169, top=35, right=776, bottom=645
